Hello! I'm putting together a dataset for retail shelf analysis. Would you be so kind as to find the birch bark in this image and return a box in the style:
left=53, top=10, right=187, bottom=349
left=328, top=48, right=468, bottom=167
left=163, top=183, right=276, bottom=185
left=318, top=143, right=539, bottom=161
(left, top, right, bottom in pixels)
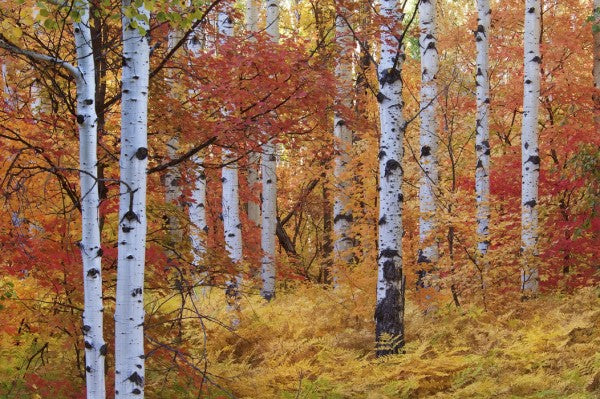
left=375, top=0, right=405, bottom=357
left=218, top=10, right=243, bottom=319
left=417, top=0, right=439, bottom=282
left=114, top=0, right=150, bottom=396
left=475, top=0, right=491, bottom=260
left=521, top=0, right=541, bottom=294
left=260, top=0, right=280, bottom=300
left=74, top=0, right=106, bottom=396
left=332, top=3, right=354, bottom=266
left=187, top=21, right=208, bottom=271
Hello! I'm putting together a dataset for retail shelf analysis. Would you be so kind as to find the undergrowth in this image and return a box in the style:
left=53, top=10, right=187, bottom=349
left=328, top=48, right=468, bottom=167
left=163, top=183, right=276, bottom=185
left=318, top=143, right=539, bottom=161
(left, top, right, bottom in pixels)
left=163, top=284, right=600, bottom=398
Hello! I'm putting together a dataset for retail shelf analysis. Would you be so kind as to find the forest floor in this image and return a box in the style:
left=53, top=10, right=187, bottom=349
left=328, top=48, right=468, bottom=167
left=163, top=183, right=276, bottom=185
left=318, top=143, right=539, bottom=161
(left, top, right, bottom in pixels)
left=175, top=284, right=600, bottom=399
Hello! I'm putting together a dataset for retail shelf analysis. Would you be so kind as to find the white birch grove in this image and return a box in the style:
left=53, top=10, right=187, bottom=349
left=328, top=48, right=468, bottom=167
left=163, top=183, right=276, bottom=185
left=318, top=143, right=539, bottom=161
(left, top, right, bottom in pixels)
left=520, top=0, right=541, bottom=294
left=475, top=0, right=491, bottom=259
left=246, top=0, right=261, bottom=228
left=114, top=0, right=150, bottom=396
left=332, top=3, right=354, bottom=266
left=74, top=1, right=106, bottom=396
left=218, top=10, right=244, bottom=316
left=417, top=0, right=439, bottom=278
left=594, top=0, right=600, bottom=127
left=260, top=0, right=280, bottom=300
left=375, top=0, right=405, bottom=357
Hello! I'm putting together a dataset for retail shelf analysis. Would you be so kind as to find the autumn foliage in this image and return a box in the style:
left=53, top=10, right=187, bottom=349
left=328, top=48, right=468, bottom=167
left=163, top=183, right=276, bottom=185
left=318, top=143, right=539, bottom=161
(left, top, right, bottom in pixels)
left=0, top=0, right=598, bottom=397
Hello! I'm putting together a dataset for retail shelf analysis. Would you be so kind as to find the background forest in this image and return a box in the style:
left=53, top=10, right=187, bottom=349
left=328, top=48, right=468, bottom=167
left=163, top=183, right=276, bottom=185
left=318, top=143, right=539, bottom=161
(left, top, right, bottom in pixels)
left=0, top=0, right=599, bottom=397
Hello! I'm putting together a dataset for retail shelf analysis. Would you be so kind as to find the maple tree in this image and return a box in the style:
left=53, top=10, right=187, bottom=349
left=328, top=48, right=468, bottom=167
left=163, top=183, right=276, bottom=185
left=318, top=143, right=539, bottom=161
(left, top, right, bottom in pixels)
left=0, top=0, right=598, bottom=397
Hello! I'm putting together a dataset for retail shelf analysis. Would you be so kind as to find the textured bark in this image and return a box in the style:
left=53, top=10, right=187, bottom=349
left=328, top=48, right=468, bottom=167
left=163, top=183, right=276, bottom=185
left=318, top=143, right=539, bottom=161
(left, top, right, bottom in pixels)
left=594, top=0, right=600, bottom=128
left=74, top=1, right=106, bottom=396
left=332, top=4, right=354, bottom=266
left=521, top=0, right=541, bottom=294
left=187, top=23, right=208, bottom=271
left=475, top=0, right=491, bottom=260
left=114, top=0, right=150, bottom=397
left=417, top=0, right=440, bottom=283
left=219, top=10, right=243, bottom=321
left=260, top=0, right=280, bottom=300
left=375, top=0, right=405, bottom=357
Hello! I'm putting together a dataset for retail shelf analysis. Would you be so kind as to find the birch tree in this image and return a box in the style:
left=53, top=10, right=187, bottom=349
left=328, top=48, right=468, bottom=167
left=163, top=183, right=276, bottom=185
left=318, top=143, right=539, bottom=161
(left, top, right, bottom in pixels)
left=375, top=0, right=405, bottom=357
left=74, top=2, right=106, bottom=395
left=187, top=28, right=208, bottom=273
left=114, top=0, right=150, bottom=396
left=521, top=0, right=541, bottom=294
left=260, top=0, right=280, bottom=300
left=218, top=10, right=244, bottom=316
left=1, top=2, right=107, bottom=396
left=475, top=0, right=491, bottom=261
left=417, top=0, right=439, bottom=282
left=332, top=2, right=355, bottom=267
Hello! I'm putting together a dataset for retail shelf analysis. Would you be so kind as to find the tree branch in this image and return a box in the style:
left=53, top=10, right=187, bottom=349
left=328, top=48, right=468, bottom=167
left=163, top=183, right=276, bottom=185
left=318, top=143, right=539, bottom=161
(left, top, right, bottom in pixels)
left=0, top=37, right=80, bottom=80
left=147, top=136, right=217, bottom=174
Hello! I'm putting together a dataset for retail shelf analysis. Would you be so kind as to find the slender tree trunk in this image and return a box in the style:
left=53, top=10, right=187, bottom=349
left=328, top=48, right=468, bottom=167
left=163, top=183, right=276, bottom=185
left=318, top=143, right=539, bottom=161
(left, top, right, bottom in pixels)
left=74, top=1, right=106, bottom=396
left=417, top=0, right=440, bottom=287
left=187, top=22, right=209, bottom=276
left=332, top=4, right=355, bottom=268
left=219, top=10, right=243, bottom=322
left=246, top=0, right=261, bottom=228
left=521, top=0, right=541, bottom=294
left=594, top=0, right=600, bottom=128
left=375, top=0, right=405, bottom=357
left=475, top=0, right=491, bottom=263
left=260, top=0, right=280, bottom=300
left=114, top=0, right=150, bottom=396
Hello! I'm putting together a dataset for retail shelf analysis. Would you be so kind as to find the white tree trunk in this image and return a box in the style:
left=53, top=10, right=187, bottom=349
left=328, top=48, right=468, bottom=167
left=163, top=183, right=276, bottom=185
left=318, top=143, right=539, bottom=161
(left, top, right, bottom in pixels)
left=417, top=0, right=439, bottom=275
left=222, top=149, right=243, bottom=316
left=521, top=0, right=541, bottom=294
left=187, top=24, right=208, bottom=273
left=219, top=11, right=243, bottom=320
left=332, top=4, right=354, bottom=266
left=475, top=0, right=491, bottom=259
left=74, top=1, right=106, bottom=397
left=260, top=0, right=280, bottom=300
left=189, top=155, right=207, bottom=265
left=114, top=0, right=150, bottom=396
left=375, top=0, right=405, bottom=357
left=246, top=0, right=261, bottom=227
